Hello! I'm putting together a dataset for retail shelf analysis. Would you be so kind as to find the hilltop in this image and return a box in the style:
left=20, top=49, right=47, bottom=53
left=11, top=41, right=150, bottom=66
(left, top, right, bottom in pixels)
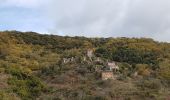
left=0, top=31, right=170, bottom=100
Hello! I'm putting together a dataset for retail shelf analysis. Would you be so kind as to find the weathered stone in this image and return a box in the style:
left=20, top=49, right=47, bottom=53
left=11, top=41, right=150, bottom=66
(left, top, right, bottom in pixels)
left=87, top=49, right=93, bottom=58
left=101, top=71, right=116, bottom=80
left=107, top=61, right=119, bottom=71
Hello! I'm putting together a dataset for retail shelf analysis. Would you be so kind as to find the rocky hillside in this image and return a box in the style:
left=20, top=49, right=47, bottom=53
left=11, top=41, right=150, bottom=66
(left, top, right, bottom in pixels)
left=0, top=31, right=170, bottom=100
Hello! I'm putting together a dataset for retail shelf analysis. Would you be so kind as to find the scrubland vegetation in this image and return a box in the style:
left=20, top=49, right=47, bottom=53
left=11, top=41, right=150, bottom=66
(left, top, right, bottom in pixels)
left=0, top=31, right=170, bottom=100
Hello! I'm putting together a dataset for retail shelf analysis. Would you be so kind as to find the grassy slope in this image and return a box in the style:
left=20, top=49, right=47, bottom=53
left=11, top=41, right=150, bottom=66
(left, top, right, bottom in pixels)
left=0, top=31, right=170, bottom=100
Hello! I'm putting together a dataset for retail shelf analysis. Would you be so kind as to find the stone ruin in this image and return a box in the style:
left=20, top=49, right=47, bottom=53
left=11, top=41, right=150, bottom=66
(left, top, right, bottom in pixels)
left=63, top=57, right=75, bottom=64
left=87, top=49, right=93, bottom=61
left=101, top=71, right=116, bottom=80
left=107, top=61, right=119, bottom=71
left=101, top=61, right=119, bottom=80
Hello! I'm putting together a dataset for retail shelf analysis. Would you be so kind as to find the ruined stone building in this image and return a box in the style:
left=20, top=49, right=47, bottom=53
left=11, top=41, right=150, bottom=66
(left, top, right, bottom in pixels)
left=101, top=71, right=115, bottom=80
left=87, top=49, right=93, bottom=60
left=87, top=49, right=93, bottom=57
left=63, top=57, right=75, bottom=64
left=107, top=61, right=119, bottom=71
left=101, top=61, right=119, bottom=80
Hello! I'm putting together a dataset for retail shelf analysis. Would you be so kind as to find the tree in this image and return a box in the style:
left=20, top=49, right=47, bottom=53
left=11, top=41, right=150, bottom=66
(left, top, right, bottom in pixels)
left=95, top=47, right=110, bottom=59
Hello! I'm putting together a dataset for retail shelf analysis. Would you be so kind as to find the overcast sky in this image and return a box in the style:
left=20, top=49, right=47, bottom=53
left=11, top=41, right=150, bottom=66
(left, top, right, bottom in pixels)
left=0, top=0, right=170, bottom=42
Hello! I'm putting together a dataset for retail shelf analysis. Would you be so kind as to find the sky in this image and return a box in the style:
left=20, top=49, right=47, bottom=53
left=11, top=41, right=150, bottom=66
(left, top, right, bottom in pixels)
left=0, top=0, right=170, bottom=42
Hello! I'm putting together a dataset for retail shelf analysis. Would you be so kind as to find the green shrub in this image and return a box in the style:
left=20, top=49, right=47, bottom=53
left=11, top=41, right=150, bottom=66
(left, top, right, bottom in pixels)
left=6, top=66, right=46, bottom=99
left=0, top=91, right=19, bottom=100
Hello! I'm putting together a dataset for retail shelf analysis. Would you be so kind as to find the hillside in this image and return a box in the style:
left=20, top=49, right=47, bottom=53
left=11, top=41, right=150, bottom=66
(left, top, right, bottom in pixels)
left=0, top=31, right=170, bottom=100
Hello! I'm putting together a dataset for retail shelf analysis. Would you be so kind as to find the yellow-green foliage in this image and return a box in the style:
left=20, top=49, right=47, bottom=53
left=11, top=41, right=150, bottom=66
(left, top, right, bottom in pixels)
left=0, top=31, right=170, bottom=99
left=0, top=91, right=20, bottom=100
left=6, top=66, right=45, bottom=99
left=159, top=59, right=170, bottom=81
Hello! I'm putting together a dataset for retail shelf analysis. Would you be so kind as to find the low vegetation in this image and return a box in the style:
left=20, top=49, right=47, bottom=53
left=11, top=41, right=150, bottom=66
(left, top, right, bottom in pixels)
left=0, top=31, right=170, bottom=100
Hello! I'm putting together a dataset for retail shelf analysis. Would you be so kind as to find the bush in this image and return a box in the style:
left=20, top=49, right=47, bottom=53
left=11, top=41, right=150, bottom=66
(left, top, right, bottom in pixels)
left=0, top=91, right=19, bottom=100
left=6, top=66, right=46, bottom=99
left=95, top=47, right=110, bottom=59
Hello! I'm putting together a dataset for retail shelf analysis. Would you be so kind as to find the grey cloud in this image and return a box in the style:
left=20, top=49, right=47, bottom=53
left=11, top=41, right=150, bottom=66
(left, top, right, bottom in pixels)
left=0, top=0, right=44, bottom=8
left=119, top=0, right=170, bottom=36
left=45, top=0, right=170, bottom=42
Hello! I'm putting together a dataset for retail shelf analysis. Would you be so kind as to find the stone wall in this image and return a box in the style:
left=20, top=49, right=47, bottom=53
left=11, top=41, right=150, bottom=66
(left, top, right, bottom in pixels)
left=101, top=71, right=115, bottom=80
